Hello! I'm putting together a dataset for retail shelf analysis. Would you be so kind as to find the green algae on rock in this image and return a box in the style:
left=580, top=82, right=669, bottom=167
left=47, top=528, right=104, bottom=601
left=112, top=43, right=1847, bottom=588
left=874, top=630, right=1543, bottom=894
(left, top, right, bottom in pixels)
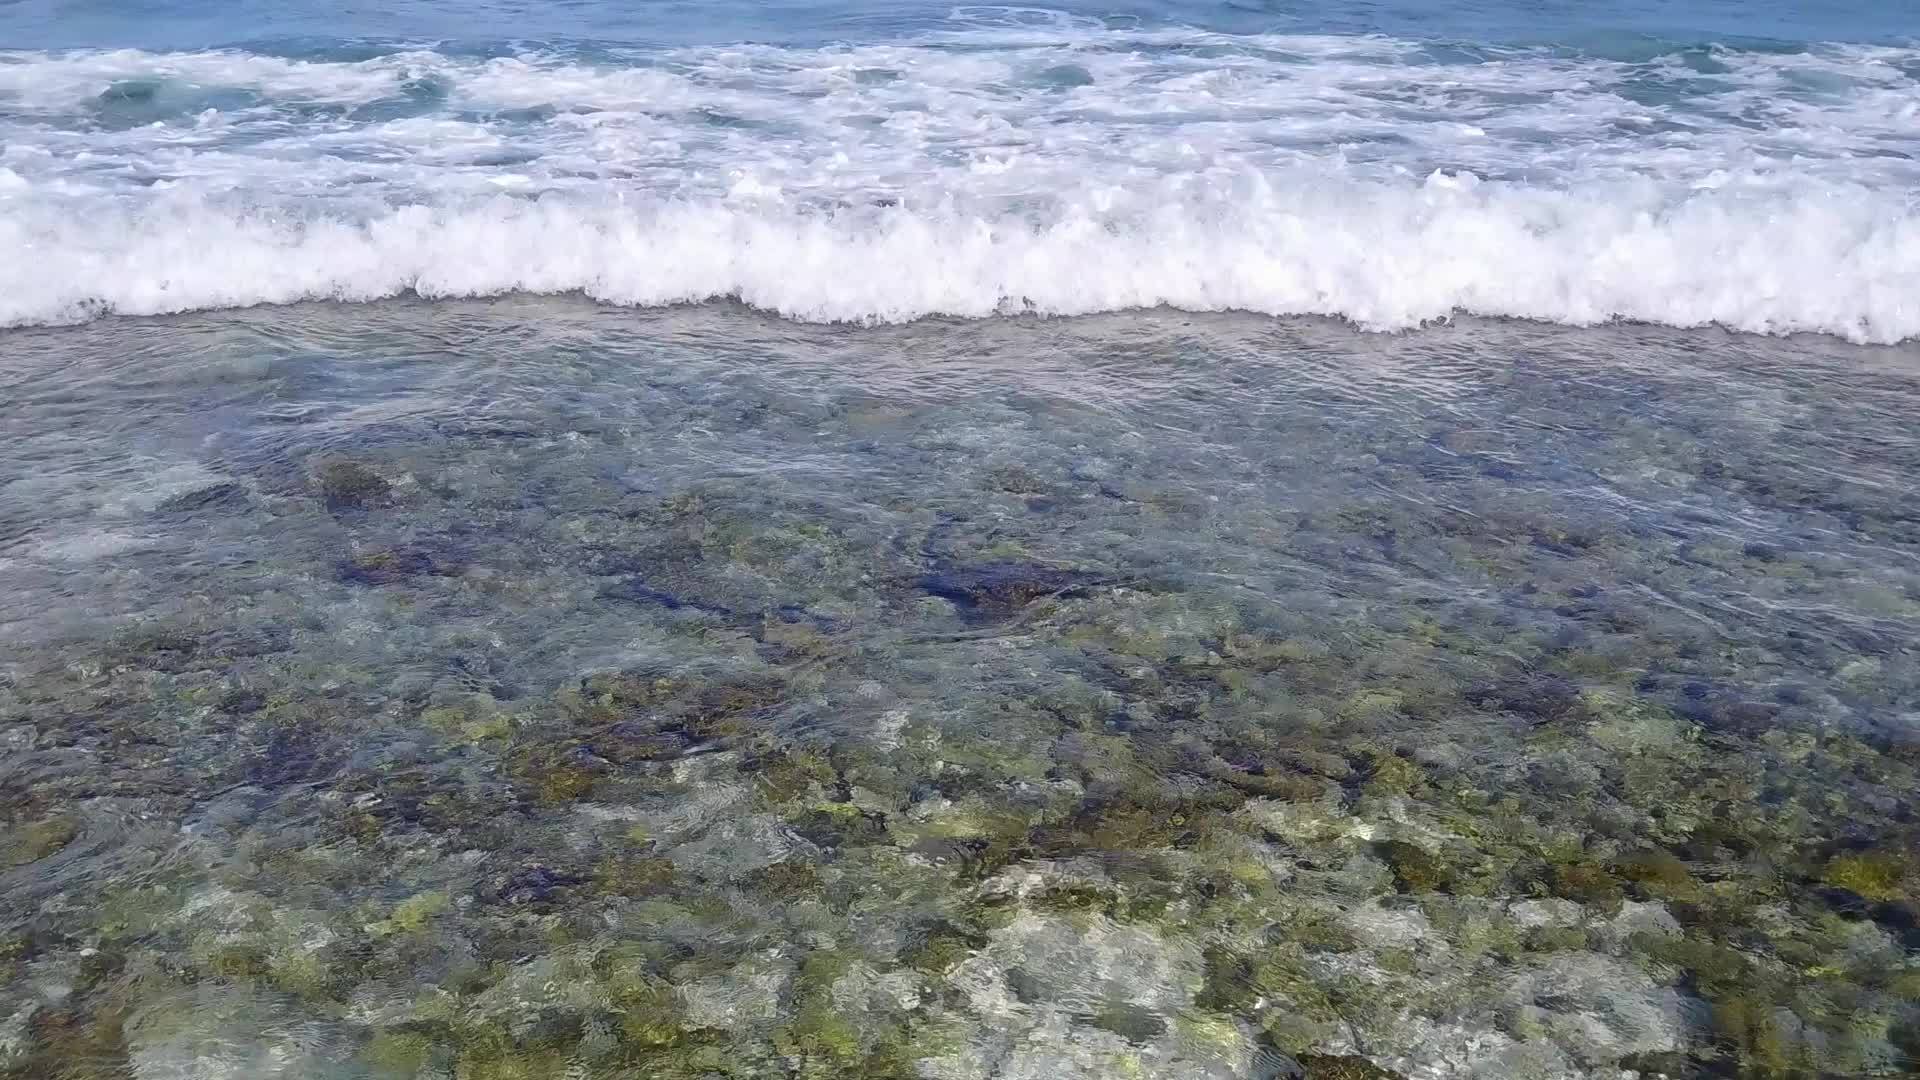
left=314, top=460, right=395, bottom=510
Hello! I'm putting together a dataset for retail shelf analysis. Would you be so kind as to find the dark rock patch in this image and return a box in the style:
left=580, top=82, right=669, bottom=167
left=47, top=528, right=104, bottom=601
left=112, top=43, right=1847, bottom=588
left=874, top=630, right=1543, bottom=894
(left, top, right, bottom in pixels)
left=338, top=543, right=466, bottom=586
left=597, top=576, right=732, bottom=617
left=1470, top=673, right=1580, bottom=724
left=314, top=461, right=392, bottom=510
left=156, top=482, right=251, bottom=515
left=918, top=561, right=1106, bottom=619
left=1297, top=1053, right=1407, bottom=1080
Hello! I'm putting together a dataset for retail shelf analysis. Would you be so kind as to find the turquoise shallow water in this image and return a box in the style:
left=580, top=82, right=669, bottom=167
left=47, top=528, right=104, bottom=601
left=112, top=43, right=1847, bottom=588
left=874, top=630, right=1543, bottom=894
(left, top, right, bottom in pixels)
left=3, top=2, right=1920, bottom=1079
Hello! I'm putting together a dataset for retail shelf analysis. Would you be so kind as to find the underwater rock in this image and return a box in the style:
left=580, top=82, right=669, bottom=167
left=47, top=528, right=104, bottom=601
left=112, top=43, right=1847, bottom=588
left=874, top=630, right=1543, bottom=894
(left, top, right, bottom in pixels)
left=0, top=1002, right=33, bottom=1072
left=1582, top=693, right=1693, bottom=755
left=667, top=813, right=807, bottom=882
left=1471, top=674, right=1580, bottom=725
left=901, top=919, right=991, bottom=978
left=1822, top=850, right=1913, bottom=904
left=1295, top=1055, right=1404, bottom=1080
left=492, top=864, right=582, bottom=907
left=1240, top=800, right=1371, bottom=846
left=917, top=907, right=1251, bottom=1076
left=1697, top=698, right=1783, bottom=737
left=126, top=984, right=357, bottom=1080
left=1377, top=840, right=1451, bottom=894
left=1502, top=953, right=1692, bottom=1067
left=1591, top=900, right=1682, bottom=954
left=107, top=623, right=205, bottom=672
left=2, top=817, right=78, bottom=868
left=676, top=950, right=794, bottom=1029
left=944, top=914, right=1211, bottom=1062
left=6, top=1002, right=133, bottom=1080
left=210, top=624, right=294, bottom=658
left=917, top=562, right=1107, bottom=618
left=1612, top=851, right=1700, bottom=903
left=984, top=465, right=1052, bottom=494
left=337, top=542, right=467, bottom=586
left=597, top=575, right=735, bottom=617
left=313, top=460, right=392, bottom=510
left=154, top=482, right=251, bottom=515
left=1251, top=1044, right=1308, bottom=1080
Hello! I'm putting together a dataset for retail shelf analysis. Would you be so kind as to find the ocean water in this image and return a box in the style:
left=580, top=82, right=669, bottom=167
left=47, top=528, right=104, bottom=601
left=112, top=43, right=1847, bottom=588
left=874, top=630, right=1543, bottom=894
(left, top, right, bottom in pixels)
left=2, top=3, right=1919, bottom=1080
left=2, top=0, right=1919, bottom=337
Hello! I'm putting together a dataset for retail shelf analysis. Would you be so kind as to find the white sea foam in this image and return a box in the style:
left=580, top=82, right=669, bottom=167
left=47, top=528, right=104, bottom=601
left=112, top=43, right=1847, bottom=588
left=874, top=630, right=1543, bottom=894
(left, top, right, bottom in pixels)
left=0, top=47, right=422, bottom=109
left=1, top=32, right=1917, bottom=340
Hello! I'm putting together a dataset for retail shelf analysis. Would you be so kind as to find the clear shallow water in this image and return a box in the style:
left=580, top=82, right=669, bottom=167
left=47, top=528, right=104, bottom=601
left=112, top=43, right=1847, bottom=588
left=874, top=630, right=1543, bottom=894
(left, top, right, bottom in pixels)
left=3, top=2, right=1920, bottom=1079
left=2, top=301, right=1919, bottom=1079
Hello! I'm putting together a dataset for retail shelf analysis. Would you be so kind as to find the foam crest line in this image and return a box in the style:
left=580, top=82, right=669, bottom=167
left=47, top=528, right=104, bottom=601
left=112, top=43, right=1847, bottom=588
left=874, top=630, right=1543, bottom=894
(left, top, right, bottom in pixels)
left=2, top=175, right=1917, bottom=342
